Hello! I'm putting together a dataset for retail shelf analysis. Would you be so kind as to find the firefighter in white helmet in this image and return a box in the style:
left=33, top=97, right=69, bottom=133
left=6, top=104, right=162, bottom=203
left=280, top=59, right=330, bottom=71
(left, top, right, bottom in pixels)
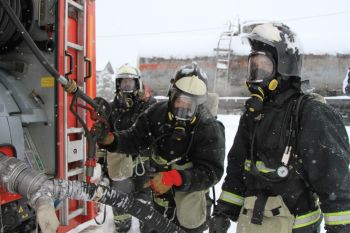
left=101, top=64, right=156, bottom=233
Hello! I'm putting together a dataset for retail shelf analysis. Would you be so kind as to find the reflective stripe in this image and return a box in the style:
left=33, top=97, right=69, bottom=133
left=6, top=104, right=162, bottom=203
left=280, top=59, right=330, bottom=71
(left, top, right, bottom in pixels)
left=244, top=159, right=275, bottom=173
left=151, top=155, right=168, bottom=165
left=171, top=162, right=193, bottom=170
left=219, top=190, right=244, bottom=206
left=324, top=210, right=350, bottom=225
left=152, top=154, right=193, bottom=170
left=293, top=208, right=322, bottom=229
left=153, top=196, right=169, bottom=208
left=114, top=213, right=131, bottom=221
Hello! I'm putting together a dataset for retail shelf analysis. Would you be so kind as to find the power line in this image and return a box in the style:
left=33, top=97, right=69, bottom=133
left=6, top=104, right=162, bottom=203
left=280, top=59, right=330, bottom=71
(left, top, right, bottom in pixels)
left=97, top=10, right=350, bottom=38
left=281, top=10, right=350, bottom=22
left=97, top=26, right=226, bottom=38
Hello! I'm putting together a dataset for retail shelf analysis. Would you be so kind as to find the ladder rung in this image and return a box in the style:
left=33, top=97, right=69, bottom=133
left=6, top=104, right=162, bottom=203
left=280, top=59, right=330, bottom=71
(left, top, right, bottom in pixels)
left=67, top=42, right=84, bottom=51
left=217, top=59, right=229, bottom=63
left=214, top=48, right=233, bottom=52
left=67, top=127, right=84, bottom=134
left=67, top=167, right=84, bottom=177
left=68, top=0, right=84, bottom=11
left=222, top=31, right=238, bottom=36
left=69, top=208, right=84, bottom=220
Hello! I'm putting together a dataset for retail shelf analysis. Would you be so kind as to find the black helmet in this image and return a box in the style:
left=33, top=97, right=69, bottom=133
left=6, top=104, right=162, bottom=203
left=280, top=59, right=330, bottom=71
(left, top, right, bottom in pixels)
left=168, top=62, right=208, bottom=120
left=115, top=64, right=143, bottom=94
left=244, top=22, right=303, bottom=78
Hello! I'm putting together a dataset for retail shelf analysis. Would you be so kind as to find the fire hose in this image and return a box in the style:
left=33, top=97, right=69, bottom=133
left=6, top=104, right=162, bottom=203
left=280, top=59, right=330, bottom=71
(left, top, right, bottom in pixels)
left=0, top=153, right=186, bottom=233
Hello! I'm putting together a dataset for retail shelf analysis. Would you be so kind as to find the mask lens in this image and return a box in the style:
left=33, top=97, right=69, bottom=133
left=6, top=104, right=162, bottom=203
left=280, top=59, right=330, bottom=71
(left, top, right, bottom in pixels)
left=119, top=78, right=136, bottom=92
left=248, top=53, right=274, bottom=82
left=173, top=94, right=197, bottom=120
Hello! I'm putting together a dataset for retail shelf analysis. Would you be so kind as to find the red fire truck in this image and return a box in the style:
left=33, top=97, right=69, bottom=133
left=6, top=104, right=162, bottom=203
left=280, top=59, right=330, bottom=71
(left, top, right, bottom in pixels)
left=0, top=0, right=97, bottom=231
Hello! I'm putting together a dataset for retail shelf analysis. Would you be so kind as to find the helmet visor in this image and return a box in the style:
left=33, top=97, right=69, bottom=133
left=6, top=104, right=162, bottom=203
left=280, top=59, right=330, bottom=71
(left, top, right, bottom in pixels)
left=172, top=94, right=197, bottom=121
left=247, top=53, right=274, bottom=82
left=118, top=78, right=137, bottom=93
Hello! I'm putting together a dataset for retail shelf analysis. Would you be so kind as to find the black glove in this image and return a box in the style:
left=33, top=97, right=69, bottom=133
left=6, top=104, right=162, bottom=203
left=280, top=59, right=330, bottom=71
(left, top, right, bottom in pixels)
left=208, top=213, right=231, bottom=233
left=90, top=121, right=109, bottom=143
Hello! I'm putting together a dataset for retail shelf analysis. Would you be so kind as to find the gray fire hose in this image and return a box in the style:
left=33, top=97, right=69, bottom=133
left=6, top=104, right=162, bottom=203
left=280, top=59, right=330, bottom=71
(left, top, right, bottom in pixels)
left=0, top=153, right=186, bottom=233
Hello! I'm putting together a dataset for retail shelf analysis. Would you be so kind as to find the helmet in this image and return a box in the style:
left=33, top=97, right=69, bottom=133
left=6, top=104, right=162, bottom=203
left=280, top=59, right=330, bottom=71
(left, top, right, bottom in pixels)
left=242, top=22, right=303, bottom=117
left=244, top=22, right=303, bottom=79
left=168, top=62, right=208, bottom=121
left=115, top=64, right=143, bottom=94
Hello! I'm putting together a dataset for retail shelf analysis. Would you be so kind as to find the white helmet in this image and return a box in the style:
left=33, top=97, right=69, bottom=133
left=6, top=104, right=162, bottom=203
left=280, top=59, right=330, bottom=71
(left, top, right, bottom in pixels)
left=115, top=64, right=143, bottom=94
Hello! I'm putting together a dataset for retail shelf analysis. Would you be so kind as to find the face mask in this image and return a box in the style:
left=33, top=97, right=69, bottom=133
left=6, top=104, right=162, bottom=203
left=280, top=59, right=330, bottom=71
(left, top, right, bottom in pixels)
left=171, top=93, right=197, bottom=121
left=119, top=78, right=137, bottom=93
left=245, top=52, right=278, bottom=117
left=247, top=52, right=275, bottom=82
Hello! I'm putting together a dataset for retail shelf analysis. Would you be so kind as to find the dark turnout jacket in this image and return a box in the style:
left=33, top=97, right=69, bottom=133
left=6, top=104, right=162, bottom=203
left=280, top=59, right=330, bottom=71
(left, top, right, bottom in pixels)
left=108, top=95, right=156, bottom=132
left=217, top=89, right=350, bottom=232
left=104, top=101, right=226, bottom=192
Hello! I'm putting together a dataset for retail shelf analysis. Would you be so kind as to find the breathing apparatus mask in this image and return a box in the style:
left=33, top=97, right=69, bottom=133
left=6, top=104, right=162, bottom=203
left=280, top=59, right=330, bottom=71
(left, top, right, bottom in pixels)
left=168, top=91, right=198, bottom=141
left=114, top=64, right=143, bottom=109
left=168, top=63, right=208, bottom=141
left=115, top=78, right=138, bottom=109
left=245, top=51, right=278, bottom=116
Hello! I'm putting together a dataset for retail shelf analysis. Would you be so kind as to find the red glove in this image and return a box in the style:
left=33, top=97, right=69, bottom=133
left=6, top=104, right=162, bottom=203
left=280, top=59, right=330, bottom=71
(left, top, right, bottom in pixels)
left=148, top=170, right=182, bottom=195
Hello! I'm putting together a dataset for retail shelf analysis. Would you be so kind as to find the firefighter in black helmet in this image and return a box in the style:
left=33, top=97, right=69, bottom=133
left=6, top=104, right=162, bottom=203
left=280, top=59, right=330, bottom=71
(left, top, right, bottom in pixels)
left=95, top=63, right=225, bottom=233
left=103, top=64, right=156, bottom=233
left=209, top=22, right=350, bottom=233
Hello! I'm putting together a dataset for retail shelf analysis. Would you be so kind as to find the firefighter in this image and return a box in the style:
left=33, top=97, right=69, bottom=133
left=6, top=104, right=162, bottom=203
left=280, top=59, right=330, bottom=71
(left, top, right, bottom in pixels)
left=94, top=63, right=225, bottom=232
left=342, top=67, right=350, bottom=95
left=208, top=22, right=350, bottom=233
left=102, top=64, right=156, bottom=233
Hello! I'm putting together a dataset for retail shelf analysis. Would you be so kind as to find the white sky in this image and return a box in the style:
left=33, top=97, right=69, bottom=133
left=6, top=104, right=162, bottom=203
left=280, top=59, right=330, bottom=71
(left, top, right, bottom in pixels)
left=96, top=0, right=350, bottom=70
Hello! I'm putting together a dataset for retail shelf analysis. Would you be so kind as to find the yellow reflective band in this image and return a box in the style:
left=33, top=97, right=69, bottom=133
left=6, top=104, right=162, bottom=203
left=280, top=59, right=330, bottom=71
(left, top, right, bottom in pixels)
left=293, top=208, right=321, bottom=229
left=153, top=197, right=169, bottom=208
left=244, top=160, right=275, bottom=173
left=324, top=210, right=350, bottom=226
left=114, top=214, right=131, bottom=221
left=151, top=155, right=168, bottom=165
left=171, top=162, right=193, bottom=170
left=219, top=190, right=244, bottom=206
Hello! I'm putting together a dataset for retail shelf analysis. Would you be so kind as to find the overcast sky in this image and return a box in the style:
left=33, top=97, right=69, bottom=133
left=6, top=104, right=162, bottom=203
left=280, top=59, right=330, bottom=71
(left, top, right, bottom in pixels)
left=96, top=0, right=350, bottom=71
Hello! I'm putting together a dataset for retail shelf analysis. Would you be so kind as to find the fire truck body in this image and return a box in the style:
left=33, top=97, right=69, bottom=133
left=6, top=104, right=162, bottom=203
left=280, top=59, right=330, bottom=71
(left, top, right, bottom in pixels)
left=0, top=0, right=96, bottom=231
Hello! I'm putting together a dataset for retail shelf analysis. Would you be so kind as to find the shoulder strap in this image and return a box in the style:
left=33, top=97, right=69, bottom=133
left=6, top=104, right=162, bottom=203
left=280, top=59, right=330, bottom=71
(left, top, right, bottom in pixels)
left=291, top=94, right=314, bottom=188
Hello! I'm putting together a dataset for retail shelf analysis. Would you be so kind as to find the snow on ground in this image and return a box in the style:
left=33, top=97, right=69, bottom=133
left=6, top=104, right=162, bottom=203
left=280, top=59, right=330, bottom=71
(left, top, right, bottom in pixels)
left=69, top=114, right=350, bottom=233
